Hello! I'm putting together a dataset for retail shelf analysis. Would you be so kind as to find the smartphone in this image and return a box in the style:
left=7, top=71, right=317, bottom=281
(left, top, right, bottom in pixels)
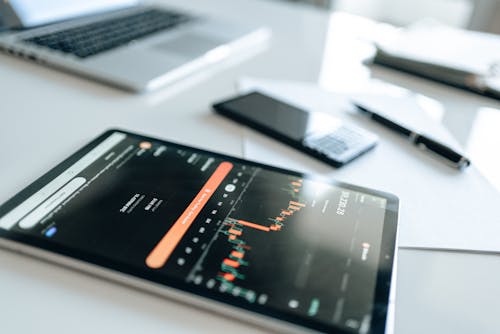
left=0, top=129, right=398, bottom=333
left=213, top=91, right=378, bottom=167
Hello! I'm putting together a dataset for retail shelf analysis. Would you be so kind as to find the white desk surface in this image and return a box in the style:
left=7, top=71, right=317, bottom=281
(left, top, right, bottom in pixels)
left=1, top=0, right=500, bottom=333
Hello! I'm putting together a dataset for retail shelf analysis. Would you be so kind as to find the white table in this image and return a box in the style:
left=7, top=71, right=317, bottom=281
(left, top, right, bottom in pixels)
left=1, top=1, right=499, bottom=333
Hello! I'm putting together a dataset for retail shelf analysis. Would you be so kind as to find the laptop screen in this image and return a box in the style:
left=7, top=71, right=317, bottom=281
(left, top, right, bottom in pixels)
left=6, top=0, right=139, bottom=28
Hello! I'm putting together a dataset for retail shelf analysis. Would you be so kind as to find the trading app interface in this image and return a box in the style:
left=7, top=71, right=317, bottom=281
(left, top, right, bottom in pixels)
left=0, top=132, right=388, bottom=333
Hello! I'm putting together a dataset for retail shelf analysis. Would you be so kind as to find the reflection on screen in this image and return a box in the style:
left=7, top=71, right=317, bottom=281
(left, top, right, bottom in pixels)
left=9, top=0, right=138, bottom=27
left=1, top=132, right=388, bottom=333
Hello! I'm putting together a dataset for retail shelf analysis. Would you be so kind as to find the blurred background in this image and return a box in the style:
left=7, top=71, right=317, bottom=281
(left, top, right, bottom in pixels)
left=285, top=0, right=500, bottom=33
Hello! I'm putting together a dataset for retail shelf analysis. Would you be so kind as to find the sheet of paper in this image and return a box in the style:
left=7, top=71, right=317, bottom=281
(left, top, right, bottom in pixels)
left=238, top=77, right=500, bottom=252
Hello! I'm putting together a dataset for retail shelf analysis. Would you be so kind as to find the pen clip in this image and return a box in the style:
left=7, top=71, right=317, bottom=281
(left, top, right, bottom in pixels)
left=408, top=132, right=418, bottom=143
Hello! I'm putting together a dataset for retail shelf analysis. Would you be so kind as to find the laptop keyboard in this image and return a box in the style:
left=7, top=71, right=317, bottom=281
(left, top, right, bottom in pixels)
left=23, top=9, right=191, bottom=58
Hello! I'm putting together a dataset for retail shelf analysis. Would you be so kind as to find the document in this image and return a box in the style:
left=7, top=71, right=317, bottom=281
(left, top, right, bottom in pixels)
left=238, top=77, right=500, bottom=253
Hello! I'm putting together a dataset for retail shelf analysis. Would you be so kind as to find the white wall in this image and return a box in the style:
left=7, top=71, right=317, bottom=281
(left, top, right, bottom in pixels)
left=334, top=0, right=473, bottom=27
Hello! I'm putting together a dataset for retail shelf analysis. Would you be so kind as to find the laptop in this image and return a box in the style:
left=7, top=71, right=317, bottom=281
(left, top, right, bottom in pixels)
left=0, top=0, right=269, bottom=92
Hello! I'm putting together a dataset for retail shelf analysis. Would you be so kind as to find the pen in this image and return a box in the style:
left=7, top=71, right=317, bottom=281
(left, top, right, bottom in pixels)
left=354, top=103, right=471, bottom=169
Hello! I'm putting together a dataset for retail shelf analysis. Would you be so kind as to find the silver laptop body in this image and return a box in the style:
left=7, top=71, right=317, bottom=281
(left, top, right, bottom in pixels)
left=0, top=2, right=269, bottom=92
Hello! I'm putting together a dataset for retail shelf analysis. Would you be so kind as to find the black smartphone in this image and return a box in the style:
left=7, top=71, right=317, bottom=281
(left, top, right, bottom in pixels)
left=213, top=92, right=378, bottom=167
left=213, top=91, right=378, bottom=167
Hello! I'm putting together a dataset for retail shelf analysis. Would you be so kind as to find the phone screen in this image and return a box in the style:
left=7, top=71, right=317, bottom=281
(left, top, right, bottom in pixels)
left=214, top=91, right=344, bottom=141
left=0, top=130, right=397, bottom=333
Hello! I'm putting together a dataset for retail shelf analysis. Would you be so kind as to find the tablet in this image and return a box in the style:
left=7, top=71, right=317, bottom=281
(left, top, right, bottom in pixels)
left=0, top=129, right=398, bottom=334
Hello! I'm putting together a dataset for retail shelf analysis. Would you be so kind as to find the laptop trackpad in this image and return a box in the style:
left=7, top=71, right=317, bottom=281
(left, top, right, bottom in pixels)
left=153, top=33, right=224, bottom=58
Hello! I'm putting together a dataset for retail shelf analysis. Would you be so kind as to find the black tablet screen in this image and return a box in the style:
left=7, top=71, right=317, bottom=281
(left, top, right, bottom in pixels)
left=0, top=131, right=397, bottom=333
